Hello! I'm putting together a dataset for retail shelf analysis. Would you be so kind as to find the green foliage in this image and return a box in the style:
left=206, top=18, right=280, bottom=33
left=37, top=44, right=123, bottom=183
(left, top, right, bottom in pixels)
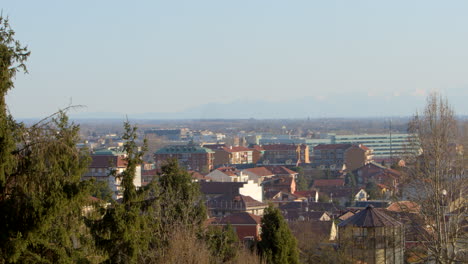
left=0, top=16, right=97, bottom=263
left=365, top=181, right=382, bottom=200
left=87, top=121, right=155, bottom=263
left=204, top=225, right=239, bottom=263
left=158, top=158, right=206, bottom=230
left=345, top=172, right=356, bottom=187
left=0, top=112, right=94, bottom=263
left=258, top=205, right=299, bottom=264
left=89, top=180, right=114, bottom=203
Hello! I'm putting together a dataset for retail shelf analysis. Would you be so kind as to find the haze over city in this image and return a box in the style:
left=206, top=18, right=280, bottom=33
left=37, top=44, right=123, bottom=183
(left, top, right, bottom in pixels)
left=3, top=0, right=468, bottom=119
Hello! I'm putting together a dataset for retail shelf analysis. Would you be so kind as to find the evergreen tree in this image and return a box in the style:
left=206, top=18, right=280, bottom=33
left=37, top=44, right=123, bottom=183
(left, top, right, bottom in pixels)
left=88, top=121, right=156, bottom=263
left=0, top=16, right=96, bottom=263
left=158, top=158, right=206, bottom=230
left=258, top=205, right=299, bottom=264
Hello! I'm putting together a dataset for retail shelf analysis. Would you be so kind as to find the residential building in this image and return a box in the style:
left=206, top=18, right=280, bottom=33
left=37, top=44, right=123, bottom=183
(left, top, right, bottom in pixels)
left=199, top=181, right=263, bottom=204
left=313, top=143, right=373, bottom=171
left=312, top=144, right=352, bottom=170
left=213, top=146, right=253, bottom=166
left=83, top=148, right=141, bottom=199
left=260, top=144, right=310, bottom=165
left=206, top=194, right=267, bottom=217
left=211, top=212, right=262, bottom=241
left=206, top=167, right=249, bottom=182
left=154, top=144, right=214, bottom=172
left=262, top=176, right=296, bottom=196
left=344, top=144, right=374, bottom=171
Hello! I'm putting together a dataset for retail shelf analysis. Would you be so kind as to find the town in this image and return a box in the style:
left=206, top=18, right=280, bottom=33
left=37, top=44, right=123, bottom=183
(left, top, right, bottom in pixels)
left=78, top=115, right=467, bottom=264
left=2, top=1, right=468, bottom=263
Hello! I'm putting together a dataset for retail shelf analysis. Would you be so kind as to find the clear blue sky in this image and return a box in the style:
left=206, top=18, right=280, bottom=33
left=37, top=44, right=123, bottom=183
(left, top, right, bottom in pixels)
left=3, top=1, right=468, bottom=118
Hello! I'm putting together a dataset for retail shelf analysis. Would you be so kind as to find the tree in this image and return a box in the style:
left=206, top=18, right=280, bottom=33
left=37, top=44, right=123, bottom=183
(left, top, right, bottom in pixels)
left=0, top=16, right=99, bottom=263
left=258, top=205, right=299, bottom=264
left=291, top=166, right=308, bottom=191
left=405, top=93, right=467, bottom=264
left=204, top=224, right=239, bottom=263
left=88, top=121, right=156, bottom=263
left=157, top=158, right=206, bottom=230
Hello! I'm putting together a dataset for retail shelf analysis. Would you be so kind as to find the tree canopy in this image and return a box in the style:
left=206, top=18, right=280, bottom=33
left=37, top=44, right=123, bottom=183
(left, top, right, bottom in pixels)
left=258, top=205, right=299, bottom=264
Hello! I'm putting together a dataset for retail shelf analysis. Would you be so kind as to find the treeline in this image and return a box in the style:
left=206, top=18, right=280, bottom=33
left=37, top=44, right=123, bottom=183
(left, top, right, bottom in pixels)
left=0, top=16, right=300, bottom=264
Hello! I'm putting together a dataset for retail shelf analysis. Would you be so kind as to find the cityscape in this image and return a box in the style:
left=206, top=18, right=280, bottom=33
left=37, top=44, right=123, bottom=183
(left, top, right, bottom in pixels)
left=2, top=1, right=468, bottom=264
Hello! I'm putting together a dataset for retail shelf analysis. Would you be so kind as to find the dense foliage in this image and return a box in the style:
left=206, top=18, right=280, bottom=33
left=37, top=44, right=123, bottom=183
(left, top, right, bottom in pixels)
left=258, top=205, right=299, bottom=264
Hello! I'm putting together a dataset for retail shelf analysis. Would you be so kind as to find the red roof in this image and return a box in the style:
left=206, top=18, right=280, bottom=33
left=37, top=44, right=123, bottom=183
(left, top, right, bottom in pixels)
left=263, top=165, right=297, bottom=176
left=252, top=145, right=264, bottom=151
left=219, top=212, right=262, bottom=225
left=216, top=167, right=240, bottom=176
left=90, top=155, right=127, bottom=168
left=313, top=179, right=345, bottom=188
left=243, top=167, right=275, bottom=177
left=294, top=190, right=318, bottom=198
left=358, top=144, right=371, bottom=151
left=386, top=201, right=420, bottom=213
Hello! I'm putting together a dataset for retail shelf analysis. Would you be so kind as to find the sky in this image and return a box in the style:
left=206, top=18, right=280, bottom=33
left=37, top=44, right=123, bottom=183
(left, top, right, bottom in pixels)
left=3, top=0, right=468, bottom=119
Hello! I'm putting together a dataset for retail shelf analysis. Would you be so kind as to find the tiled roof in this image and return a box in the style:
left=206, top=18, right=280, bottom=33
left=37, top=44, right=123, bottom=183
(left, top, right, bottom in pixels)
left=386, top=201, right=420, bottom=213
left=243, top=167, right=275, bottom=177
left=219, top=212, right=262, bottom=225
left=338, top=205, right=402, bottom=227
left=263, top=166, right=298, bottom=175
left=252, top=145, right=265, bottom=151
left=262, top=176, right=294, bottom=187
left=188, top=170, right=208, bottom=181
left=90, top=155, right=127, bottom=168
left=313, top=179, right=345, bottom=188
left=313, top=144, right=352, bottom=150
left=358, top=144, right=371, bottom=151
left=216, top=167, right=240, bottom=176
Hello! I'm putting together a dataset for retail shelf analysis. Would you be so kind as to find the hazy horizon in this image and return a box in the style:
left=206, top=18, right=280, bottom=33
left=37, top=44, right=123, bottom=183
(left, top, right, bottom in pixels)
left=4, top=1, right=468, bottom=118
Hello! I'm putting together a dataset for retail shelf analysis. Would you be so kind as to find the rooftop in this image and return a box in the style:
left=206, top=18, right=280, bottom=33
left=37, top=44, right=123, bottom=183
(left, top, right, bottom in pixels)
left=155, top=145, right=214, bottom=154
left=338, top=205, right=402, bottom=228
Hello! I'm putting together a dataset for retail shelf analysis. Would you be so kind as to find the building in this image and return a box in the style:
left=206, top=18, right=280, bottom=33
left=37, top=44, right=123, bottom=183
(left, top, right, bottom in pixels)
left=213, top=146, right=253, bottom=166
left=199, top=181, right=263, bottom=204
left=206, top=194, right=267, bottom=217
left=313, top=144, right=373, bottom=171
left=144, top=128, right=189, bottom=141
left=154, top=144, right=214, bottom=172
left=211, top=212, right=262, bottom=241
left=82, top=148, right=141, bottom=199
left=330, top=133, right=415, bottom=158
left=338, top=205, right=404, bottom=264
left=260, top=144, right=310, bottom=165
left=206, top=167, right=249, bottom=182
left=344, top=144, right=374, bottom=171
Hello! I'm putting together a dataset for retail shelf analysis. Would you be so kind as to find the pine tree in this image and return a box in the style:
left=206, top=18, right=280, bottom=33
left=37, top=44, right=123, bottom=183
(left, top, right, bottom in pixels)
left=88, top=121, right=157, bottom=263
left=0, top=16, right=96, bottom=263
left=258, top=205, right=299, bottom=264
left=157, top=158, right=206, bottom=233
